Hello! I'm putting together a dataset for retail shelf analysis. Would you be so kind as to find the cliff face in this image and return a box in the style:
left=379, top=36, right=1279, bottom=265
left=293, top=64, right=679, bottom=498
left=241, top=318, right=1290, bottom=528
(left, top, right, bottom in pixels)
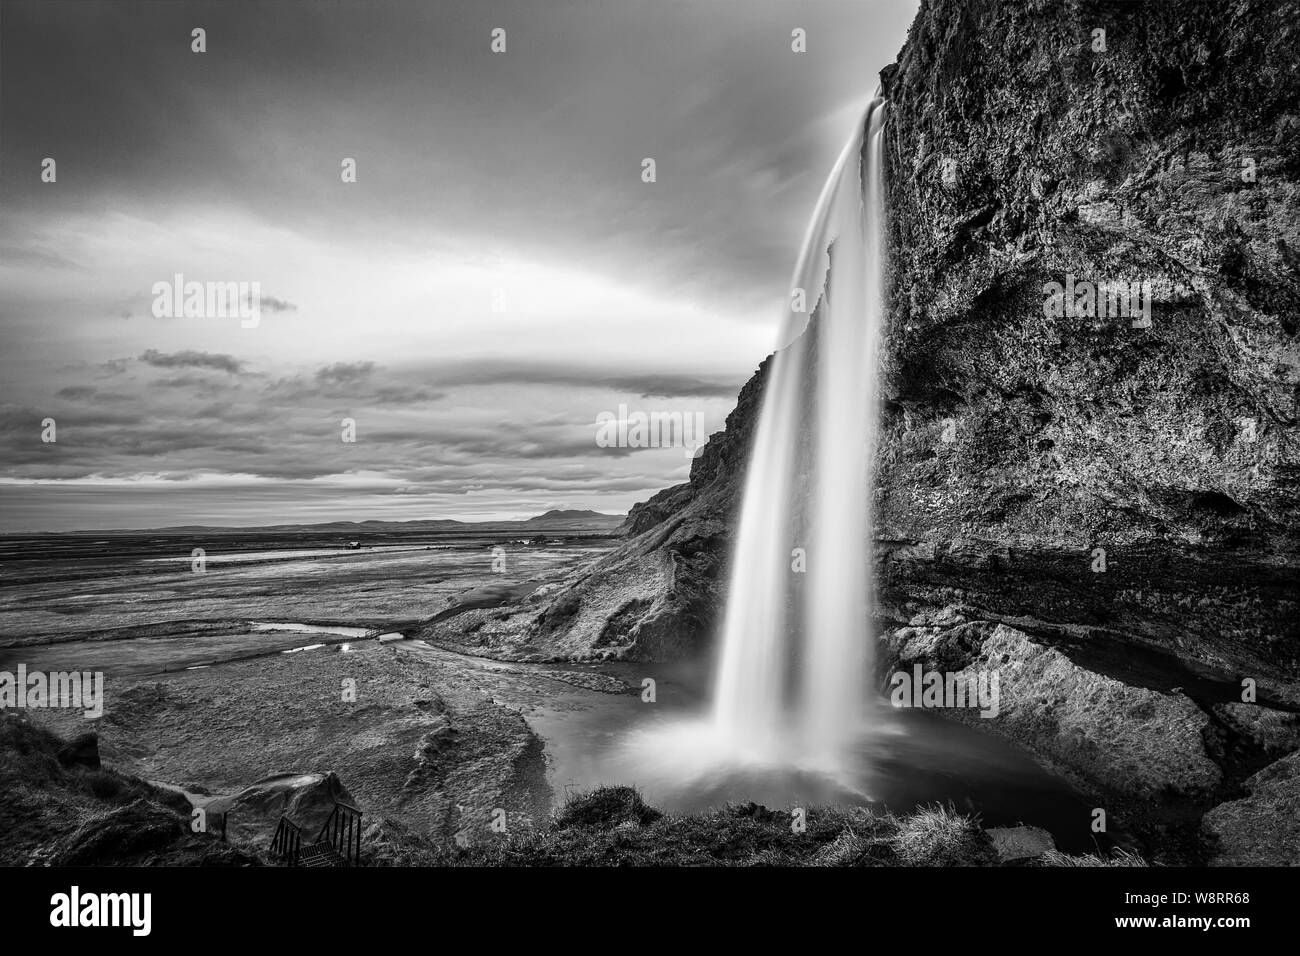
left=881, top=0, right=1300, bottom=548
left=874, top=0, right=1300, bottom=692
left=427, top=0, right=1300, bottom=860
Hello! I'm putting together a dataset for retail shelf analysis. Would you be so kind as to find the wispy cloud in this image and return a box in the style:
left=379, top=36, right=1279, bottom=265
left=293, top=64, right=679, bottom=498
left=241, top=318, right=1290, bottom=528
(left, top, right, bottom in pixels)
left=139, top=349, right=244, bottom=375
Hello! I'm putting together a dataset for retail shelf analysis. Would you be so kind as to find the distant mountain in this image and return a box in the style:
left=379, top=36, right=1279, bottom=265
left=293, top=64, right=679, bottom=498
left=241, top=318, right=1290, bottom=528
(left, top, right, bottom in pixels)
left=517, top=510, right=625, bottom=530
left=50, top=509, right=627, bottom=536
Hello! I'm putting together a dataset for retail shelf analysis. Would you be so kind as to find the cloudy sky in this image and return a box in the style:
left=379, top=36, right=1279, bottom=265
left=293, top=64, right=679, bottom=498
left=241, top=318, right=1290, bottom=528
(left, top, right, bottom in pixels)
left=0, top=0, right=918, bottom=532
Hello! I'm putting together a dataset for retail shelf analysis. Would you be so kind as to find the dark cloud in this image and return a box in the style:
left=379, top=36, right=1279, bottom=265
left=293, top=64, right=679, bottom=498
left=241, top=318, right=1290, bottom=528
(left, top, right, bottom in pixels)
left=412, top=360, right=744, bottom=397
left=260, top=294, right=298, bottom=313
left=56, top=386, right=97, bottom=400
left=151, top=374, right=236, bottom=391
left=139, top=349, right=244, bottom=374
left=373, top=387, right=446, bottom=405
left=314, top=362, right=375, bottom=386
left=603, top=374, right=744, bottom=399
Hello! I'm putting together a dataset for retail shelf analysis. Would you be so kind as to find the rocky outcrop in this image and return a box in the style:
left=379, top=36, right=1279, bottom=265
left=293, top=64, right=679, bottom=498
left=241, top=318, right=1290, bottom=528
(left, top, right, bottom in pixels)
left=880, top=610, right=1300, bottom=861
left=873, top=0, right=1300, bottom=684
left=1201, top=751, right=1300, bottom=865
left=885, top=621, right=1225, bottom=806
left=0, top=714, right=261, bottom=866
left=986, top=825, right=1056, bottom=864
left=41, top=643, right=554, bottom=848
left=210, top=770, right=356, bottom=847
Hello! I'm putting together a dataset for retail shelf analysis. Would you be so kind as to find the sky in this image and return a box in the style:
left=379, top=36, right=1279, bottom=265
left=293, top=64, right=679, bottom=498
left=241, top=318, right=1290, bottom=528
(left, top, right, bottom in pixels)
left=0, top=0, right=919, bottom=531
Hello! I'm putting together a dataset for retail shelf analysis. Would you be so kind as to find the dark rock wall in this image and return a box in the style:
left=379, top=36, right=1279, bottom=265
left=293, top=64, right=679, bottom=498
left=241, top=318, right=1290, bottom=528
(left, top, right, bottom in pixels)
left=875, top=0, right=1300, bottom=699
left=879, top=0, right=1299, bottom=547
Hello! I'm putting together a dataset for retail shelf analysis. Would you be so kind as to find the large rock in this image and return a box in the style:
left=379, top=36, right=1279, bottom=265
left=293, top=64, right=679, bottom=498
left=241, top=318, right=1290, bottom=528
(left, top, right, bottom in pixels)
left=1204, top=700, right=1300, bottom=775
left=986, top=825, right=1056, bottom=863
left=1202, top=751, right=1300, bottom=865
left=888, top=622, right=1225, bottom=808
left=209, top=770, right=356, bottom=848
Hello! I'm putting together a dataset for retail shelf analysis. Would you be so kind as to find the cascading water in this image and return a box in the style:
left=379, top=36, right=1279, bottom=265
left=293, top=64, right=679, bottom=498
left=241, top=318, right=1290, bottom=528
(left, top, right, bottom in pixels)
left=585, top=116, right=1095, bottom=829
left=713, top=98, right=887, bottom=771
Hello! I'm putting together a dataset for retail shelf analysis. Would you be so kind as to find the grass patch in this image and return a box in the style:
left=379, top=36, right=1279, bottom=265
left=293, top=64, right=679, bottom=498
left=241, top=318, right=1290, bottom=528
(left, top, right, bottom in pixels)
left=386, top=786, right=1001, bottom=867
left=890, top=802, right=996, bottom=866
left=1038, top=847, right=1149, bottom=867
left=554, top=785, right=662, bottom=830
left=0, top=713, right=260, bottom=866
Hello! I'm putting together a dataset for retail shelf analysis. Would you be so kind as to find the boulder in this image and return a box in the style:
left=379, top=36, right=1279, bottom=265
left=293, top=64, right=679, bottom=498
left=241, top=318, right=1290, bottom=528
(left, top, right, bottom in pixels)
left=1202, top=752, right=1300, bottom=866
left=943, top=624, right=1224, bottom=806
left=210, top=770, right=357, bottom=847
left=1208, top=701, right=1300, bottom=766
left=986, top=825, right=1056, bottom=863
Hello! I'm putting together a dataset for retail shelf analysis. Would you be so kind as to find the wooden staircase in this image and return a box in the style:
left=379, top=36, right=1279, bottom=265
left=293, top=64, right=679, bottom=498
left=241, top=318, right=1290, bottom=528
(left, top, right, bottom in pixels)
left=270, top=801, right=363, bottom=867
left=297, top=840, right=347, bottom=867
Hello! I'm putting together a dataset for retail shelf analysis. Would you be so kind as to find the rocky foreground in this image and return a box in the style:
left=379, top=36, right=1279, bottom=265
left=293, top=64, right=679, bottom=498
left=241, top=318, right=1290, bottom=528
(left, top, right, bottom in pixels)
left=0, top=714, right=1142, bottom=867
left=25, top=639, right=553, bottom=849
left=416, top=0, right=1300, bottom=865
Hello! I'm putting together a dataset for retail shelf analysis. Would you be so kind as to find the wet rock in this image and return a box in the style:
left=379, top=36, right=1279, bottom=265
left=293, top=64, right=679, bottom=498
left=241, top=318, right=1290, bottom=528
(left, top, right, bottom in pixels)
left=1210, top=702, right=1300, bottom=762
left=949, top=625, right=1223, bottom=807
left=1202, top=752, right=1300, bottom=865
left=986, top=825, right=1056, bottom=863
left=1203, top=701, right=1300, bottom=777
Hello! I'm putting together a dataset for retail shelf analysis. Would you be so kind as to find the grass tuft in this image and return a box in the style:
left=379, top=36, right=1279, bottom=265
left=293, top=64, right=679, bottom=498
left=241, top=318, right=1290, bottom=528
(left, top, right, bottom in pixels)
left=553, top=785, right=662, bottom=830
left=889, top=802, right=996, bottom=866
left=1038, top=847, right=1149, bottom=867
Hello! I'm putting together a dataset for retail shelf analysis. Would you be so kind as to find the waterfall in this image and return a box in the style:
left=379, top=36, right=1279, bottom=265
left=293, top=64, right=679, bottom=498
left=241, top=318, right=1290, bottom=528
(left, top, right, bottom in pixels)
left=713, top=99, right=887, bottom=770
